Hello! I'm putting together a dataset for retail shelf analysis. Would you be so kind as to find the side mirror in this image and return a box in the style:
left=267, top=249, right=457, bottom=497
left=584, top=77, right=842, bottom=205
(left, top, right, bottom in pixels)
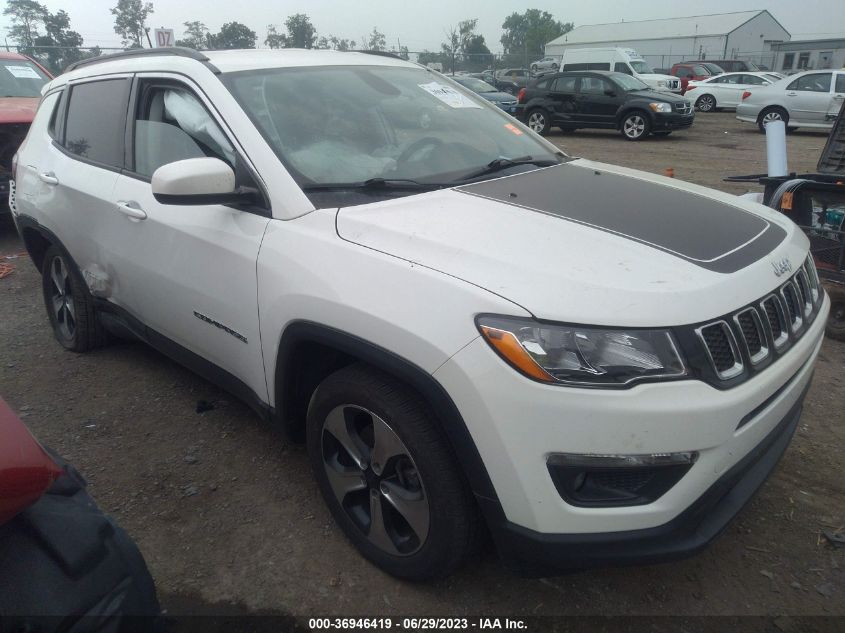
left=151, top=157, right=252, bottom=206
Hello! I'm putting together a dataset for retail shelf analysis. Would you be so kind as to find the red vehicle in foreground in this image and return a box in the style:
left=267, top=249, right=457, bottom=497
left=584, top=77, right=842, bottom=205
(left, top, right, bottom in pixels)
left=0, top=397, right=161, bottom=629
left=0, top=52, right=52, bottom=210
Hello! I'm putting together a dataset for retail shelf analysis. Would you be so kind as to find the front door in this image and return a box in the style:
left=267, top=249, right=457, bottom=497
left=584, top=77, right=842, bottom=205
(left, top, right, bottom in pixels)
left=575, top=75, right=618, bottom=127
left=106, top=75, right=271, bottom=402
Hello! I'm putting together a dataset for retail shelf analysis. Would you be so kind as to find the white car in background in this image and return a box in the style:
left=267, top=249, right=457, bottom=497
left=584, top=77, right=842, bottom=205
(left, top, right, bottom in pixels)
left=530, top=57, right=559, bottom=75
left=685, top=72, right=777, bottom=112
left=736, top=69, right=845, bottom=132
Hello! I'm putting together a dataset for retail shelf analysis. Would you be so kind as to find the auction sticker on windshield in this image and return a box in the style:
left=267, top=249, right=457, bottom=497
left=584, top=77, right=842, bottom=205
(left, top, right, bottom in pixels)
left=5, top=65, right=41, bottom=79
left=418, top=81, right=481, bottom=108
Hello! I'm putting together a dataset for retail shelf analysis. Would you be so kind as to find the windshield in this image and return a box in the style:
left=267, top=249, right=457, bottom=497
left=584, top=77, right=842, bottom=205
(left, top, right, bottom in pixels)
left=613, top=74, right=650, bottom=91
left=0, top=59, right=49, bottom=97
left=222, top=65, right=560, bottom=187
left=453, top=77, right=497, bottom=93
left=629, top=61, right=654, bottom=74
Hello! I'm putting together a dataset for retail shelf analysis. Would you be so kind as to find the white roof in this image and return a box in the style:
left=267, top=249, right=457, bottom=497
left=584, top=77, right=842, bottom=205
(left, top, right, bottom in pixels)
left=548, top=11, right=770, bottom=46
left=204, top=49, right=417, bottom=73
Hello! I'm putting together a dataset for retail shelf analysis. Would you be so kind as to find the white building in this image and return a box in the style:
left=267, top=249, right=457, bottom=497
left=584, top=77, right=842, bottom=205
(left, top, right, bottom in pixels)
left=545, top=10, right=791, bottom=70
left=771, top=37, right=845, bottom=73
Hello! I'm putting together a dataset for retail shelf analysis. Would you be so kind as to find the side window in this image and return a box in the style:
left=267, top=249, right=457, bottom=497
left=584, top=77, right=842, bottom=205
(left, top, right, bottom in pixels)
left=64, top=79, right=131, bottom=167
left=836, top=74, right=845, bottom=93
left=677, top=68, right=692, bottom=78
left=552, top=76, right=577, bottom=93
left=587, top=63, right=610, bottom=71
left=133, top=83, right=235, bottom=178
left=534, top=79, right=549, bottom=90
left=579, top=76, right=611, bottom=95
left=614, top=63, right=632, bottom=75
left=563, top=63, right=588, bottom=71
left=47, top=90, right=66, bottom=140
left=788, top=73, right=832, bottom=92
left=744, top=75, right=766, bottom=85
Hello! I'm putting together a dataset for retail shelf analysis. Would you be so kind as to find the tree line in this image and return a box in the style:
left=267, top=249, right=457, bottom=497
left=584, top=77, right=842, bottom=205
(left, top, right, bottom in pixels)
left=3, top=0, right=573, bottom=73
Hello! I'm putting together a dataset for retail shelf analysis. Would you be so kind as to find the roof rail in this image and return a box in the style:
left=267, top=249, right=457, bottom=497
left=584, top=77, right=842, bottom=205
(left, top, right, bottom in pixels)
left=354, top=50, right=404, bottom=60
left=65, top=47, right=218, bottom=73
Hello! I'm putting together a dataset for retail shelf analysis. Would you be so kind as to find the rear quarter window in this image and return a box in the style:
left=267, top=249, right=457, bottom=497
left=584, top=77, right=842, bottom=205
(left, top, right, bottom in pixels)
left=63, top=78, right=131, bottom=168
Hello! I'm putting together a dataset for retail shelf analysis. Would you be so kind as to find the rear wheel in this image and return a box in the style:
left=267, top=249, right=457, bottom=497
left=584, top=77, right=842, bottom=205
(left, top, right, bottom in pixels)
left=695, top=94, right=716, bottom=112
left=620, top=111, right=651, bottom=141
left=826, top=284, right=845, bottom=342
left=526, top=108, right=551, bottom=135
left=41, top=246, right=108, bottom=352
left=306, top=364, right=480, bottom=580
left=757, top=107, right=789, bottom=133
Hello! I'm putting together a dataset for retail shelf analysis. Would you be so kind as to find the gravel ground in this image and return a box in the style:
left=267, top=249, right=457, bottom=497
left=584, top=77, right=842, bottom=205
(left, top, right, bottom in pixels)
left=1, top=112, right=843, bottom=624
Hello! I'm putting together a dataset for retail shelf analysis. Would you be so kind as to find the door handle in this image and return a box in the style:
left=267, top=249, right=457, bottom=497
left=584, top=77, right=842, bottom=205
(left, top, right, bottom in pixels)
left=786, top=92, right=797, bottom=97
left=116, top=201, right=147, bottom=221
left=38, top=171, right=58, bottom=185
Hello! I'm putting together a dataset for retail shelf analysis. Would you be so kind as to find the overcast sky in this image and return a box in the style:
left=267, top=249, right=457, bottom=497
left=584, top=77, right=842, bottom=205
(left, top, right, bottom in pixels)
left=1, top=0, right=842, bottom=51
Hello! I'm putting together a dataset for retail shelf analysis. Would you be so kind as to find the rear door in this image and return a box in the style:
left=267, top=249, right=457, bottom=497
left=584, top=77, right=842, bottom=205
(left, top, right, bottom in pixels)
left=17, top=77, right=131, bottom=277
left=785, top=72, right=833, bottom=124
left=106, top=74, right=271, bottom=401
left=546, top=75, right=578, bottom=124
left=575, top=75, right=618, bottom=127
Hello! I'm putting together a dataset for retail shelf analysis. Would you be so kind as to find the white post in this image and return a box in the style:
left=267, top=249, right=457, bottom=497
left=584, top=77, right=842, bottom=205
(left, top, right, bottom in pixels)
left=765, top=119, right=788, bottom=178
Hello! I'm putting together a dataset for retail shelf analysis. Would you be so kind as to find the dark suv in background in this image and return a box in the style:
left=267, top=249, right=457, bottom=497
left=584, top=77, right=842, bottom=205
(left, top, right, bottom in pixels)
left=517, top=71, right=694, bottom=140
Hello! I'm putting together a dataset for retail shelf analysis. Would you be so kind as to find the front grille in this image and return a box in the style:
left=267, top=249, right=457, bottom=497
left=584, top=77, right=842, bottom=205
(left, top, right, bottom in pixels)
left=673, top=101, right=692, bottom=114
left=699, top=321, right=741, bottom=378
left=590, top=470, right=655, bottom=493
left=695, top=256, right=822, bottom=383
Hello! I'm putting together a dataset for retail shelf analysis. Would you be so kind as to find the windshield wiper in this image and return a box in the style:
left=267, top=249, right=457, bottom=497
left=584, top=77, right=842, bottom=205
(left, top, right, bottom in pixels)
left=456, top=155, right=562, bottom=182
left=302, top=177, right=448, bottom=192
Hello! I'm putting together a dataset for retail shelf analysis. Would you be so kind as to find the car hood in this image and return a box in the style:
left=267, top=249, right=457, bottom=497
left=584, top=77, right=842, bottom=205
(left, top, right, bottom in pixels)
left=629, top=89, right=689, bottom=104
left=336, top=159, right=807, bottom=327
left=478, top=91, right=517, bottom=103
left=0, top=97, right=39, bottom=123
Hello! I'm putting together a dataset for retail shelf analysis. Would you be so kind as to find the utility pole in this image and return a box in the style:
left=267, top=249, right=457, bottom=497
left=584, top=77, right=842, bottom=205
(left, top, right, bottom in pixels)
left=144, top=26, right=153, bottom=48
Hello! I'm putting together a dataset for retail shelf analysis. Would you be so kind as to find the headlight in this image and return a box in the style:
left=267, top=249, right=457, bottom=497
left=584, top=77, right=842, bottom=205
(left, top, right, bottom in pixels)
left=649, top=102, right=673, bottom=113
left=477, top=315, right=687, bottom=387
left=657, top=80, right=667, bottom=87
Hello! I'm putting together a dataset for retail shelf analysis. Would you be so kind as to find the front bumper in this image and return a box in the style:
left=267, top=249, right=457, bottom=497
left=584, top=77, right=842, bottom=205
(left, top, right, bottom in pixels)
left=434, top=294, right=827, bottom=573
left=653, top=112, right=695, bottom=130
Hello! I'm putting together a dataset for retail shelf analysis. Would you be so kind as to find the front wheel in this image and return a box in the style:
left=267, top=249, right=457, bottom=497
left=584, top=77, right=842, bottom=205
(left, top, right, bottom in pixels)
left=695, top=94, right=716, bottom=112
left=306, top=364, right=480, bottom=580
left=526, top=108, right=551, bottom=135
left=620, top=111, right=651, bottom=141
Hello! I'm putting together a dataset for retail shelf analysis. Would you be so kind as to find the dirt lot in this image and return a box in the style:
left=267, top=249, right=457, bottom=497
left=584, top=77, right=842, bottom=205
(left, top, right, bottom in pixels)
left=1, top=112, right=843, bottom=626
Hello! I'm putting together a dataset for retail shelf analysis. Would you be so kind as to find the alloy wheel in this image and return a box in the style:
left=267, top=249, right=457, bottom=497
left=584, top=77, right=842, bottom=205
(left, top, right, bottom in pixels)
left=49, top=255, right=75, bottom=340
left=762, top=111, right=784, bottom=124
left=527, top=111, right=546, bottom=133
left=321, top=404, right=430, bottom=556
left=697, top=95, right=715, bottom=112
left=623, top=115, right=646, bottom=139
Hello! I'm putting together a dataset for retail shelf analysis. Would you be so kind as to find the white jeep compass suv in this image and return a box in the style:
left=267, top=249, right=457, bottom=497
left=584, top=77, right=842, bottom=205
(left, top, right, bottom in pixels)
left=9, top=48, right=829, bottom=580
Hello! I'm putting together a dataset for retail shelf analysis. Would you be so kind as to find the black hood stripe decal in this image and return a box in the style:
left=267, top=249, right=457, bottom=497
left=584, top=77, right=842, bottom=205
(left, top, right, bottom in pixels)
left=457, top=165, right=787, bottom=274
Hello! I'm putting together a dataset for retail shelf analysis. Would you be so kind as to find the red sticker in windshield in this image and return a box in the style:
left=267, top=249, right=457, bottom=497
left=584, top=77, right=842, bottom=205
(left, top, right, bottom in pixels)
left=505, top=123, right=523, bottom=136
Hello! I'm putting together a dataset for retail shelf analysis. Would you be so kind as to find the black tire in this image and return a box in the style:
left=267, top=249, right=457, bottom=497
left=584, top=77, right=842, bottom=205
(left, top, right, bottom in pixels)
left=306, top=363, right=480, bottom=580
left=825, top=284, right=845, bottom=342
left=41, top=245, right=108, bottom=352
left=526, top=108, right=551, bottom=135
left=530, top=64, right=538, bottom=74
left=695, top=94, right=716, bottom=112
left=551, top=63, right=559, bottom=71
left=757, top=107, right=789, bottom=134
left=620, top=110, right=651, bottom=141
